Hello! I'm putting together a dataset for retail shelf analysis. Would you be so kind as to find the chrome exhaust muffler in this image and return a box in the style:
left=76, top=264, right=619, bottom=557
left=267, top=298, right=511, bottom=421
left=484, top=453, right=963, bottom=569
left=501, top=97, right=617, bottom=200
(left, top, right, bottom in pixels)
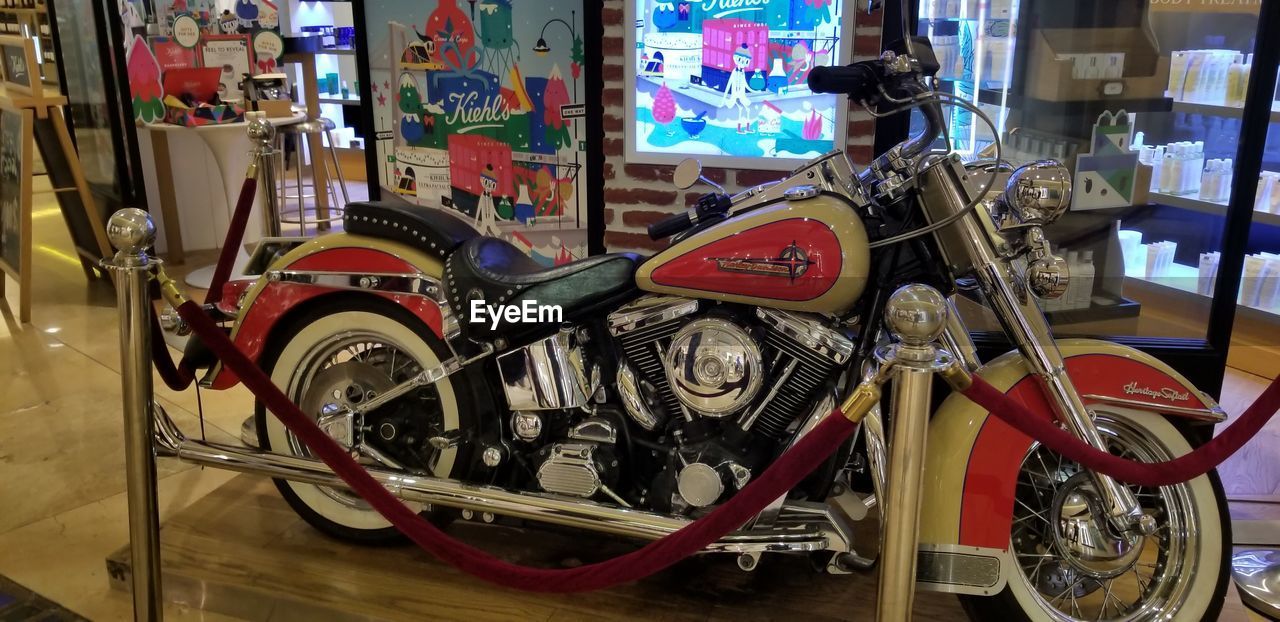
left=154, top=404, right=849, bottom=555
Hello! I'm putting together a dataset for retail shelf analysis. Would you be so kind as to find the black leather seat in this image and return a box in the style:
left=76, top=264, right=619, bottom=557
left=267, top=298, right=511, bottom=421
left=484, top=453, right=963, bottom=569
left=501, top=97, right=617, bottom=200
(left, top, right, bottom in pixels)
left=445, top=237, right=641, bottom=339
left=345, top=201, right=479, bottom=259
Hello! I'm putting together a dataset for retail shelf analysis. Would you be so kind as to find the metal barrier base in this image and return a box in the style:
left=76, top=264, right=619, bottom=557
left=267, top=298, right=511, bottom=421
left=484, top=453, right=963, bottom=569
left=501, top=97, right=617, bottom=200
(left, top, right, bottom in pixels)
left=1233, top=549, right=1280, bottom=619
left=105, top=475, right=966, bottom=621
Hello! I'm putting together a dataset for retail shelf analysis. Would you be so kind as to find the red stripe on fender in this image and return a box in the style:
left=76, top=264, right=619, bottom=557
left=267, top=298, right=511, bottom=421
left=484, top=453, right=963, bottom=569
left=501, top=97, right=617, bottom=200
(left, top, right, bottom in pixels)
left=289, top=247, right=421, bottom=273
left=958, top=375, right=1046, bottom=549
left=650, top=219, right=842, bottom=302
left=957, top=353, right=1212, bottom=549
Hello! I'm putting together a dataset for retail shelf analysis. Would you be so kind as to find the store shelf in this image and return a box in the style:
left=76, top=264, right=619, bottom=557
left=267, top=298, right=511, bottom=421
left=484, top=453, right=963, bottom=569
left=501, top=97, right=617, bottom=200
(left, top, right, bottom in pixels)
left=978, top=90, right=1173, bottom=115
left=1149, top=192, right=1280, bottom=227
left=0, top=6, right=46, bottom=14
left=1128, top=262, right=1280, bottom=321
left=319, top=47, right=356, bottom=56
left=1170, top=100, right=1280, bottom=122
left=317, top=95, right=360, bottom=105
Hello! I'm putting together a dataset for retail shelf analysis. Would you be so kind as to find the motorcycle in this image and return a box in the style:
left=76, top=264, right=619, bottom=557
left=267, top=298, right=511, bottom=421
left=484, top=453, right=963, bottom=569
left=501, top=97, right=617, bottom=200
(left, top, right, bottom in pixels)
left=163, top=13, right=1231, bottom=621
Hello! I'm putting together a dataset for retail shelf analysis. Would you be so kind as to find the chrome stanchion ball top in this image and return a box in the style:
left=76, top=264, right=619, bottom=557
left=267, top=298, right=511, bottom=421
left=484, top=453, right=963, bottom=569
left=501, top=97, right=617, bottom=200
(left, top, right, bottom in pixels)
left=106, top=208, right=157, bottom=258
left=884, top=284, right=948, bottom=347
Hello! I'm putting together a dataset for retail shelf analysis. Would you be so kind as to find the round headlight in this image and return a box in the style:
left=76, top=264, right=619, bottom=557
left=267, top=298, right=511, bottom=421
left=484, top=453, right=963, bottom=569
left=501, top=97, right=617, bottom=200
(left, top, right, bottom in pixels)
left=999, top=161, right=1073, bottom=228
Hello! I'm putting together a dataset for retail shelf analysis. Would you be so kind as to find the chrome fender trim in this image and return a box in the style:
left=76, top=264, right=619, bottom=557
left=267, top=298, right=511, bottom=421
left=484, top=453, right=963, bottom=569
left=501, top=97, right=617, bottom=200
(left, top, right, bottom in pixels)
left=916, top=544, right=1008, bottom=597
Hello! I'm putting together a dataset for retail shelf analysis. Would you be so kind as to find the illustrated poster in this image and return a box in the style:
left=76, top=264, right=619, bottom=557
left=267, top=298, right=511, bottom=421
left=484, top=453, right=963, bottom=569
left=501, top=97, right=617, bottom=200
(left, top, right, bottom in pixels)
left=199, top=35, right=253, bottom=103
left=362, top=0, right=589, bottom=266
left=116, top=0, right=281, bottom=114
left=625, top=0, right=851, bottom=169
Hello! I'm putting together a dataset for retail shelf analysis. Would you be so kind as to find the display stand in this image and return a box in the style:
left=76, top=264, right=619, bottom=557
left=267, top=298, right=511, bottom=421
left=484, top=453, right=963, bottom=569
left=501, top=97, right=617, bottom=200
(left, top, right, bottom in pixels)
left=1, top=34, right=111, bottom=321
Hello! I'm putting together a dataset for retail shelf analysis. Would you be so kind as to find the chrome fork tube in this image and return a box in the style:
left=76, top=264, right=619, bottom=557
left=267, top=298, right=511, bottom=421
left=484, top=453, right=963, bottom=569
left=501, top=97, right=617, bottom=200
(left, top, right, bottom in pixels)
left=940, top=295, right=981, bottom=371
left=918, top=160, right=1142, bottom=527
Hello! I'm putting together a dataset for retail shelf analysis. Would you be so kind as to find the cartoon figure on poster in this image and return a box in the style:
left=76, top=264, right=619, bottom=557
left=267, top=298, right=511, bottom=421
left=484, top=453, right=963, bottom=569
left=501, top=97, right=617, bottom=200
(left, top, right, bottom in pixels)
left=721, top=44, right=753, bottom=134
left=365, top=0, right=590, bottom=266
left=627, top=0, right=849, bottom=168
left=474, top=165, right=503, bottom=238
left=398, top=73, right=426, bottom=144
left=235, top=0, right=259, bottom=30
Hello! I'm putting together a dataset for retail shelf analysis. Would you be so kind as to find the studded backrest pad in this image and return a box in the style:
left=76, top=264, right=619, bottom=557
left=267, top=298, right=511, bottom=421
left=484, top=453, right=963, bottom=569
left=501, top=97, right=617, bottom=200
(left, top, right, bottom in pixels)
left=344, top=201, right=480, bottom=259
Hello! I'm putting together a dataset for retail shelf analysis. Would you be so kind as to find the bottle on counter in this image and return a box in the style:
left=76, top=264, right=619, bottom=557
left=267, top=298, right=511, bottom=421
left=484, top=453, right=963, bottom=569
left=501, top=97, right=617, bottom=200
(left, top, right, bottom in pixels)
left=1074, top=251, right=1095, bottom=310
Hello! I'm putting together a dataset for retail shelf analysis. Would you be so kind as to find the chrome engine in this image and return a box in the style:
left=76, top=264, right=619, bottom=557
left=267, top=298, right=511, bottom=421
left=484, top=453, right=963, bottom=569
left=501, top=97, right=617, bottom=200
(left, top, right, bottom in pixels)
left=516, top=296, right=852, bottom=512
left=665, top=318, right=764, bottom=417
left=609, top=296, right=853, bottom=438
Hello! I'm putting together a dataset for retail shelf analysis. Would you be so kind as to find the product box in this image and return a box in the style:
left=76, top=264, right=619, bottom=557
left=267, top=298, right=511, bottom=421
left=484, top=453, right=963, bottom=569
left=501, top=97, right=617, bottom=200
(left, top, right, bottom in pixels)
left=447, top=134, right=515, bottom=198
left=163, top=95, right=246, bottom=127
left=1026, top=28, right=1170, bottom=102
left=701, top=18, right=769, bottom=73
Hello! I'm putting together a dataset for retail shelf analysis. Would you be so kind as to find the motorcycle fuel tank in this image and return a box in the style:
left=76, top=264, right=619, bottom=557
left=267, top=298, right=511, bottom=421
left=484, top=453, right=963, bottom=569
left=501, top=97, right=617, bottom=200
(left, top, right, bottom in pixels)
left=636, top=195, right=870, bottom=315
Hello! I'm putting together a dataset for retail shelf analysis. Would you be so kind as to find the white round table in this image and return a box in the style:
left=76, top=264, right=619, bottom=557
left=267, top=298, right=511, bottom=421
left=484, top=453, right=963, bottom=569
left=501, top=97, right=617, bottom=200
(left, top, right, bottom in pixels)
left=146, top=111, right=306, bottom=289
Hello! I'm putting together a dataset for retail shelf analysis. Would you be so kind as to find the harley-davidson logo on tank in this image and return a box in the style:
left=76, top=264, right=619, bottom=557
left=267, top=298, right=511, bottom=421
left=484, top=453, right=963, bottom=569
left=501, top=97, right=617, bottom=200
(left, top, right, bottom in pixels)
left=712, top=241, right=814, bottom=280
left=638, top=196, right=870, bottom=313
left=361, top=0, right=589, bottom=267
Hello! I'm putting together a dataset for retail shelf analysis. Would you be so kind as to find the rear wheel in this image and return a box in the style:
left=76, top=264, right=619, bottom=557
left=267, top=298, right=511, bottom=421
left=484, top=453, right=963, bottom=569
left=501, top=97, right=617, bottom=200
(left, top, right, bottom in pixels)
left=255, top=297, right=474, bottom=543
left=962, top=409, right=1228, bottom=621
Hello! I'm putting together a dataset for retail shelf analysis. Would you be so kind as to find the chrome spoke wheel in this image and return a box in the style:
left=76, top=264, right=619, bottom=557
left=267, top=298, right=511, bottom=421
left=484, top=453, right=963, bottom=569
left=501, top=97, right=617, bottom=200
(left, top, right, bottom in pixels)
left=1009, top=414, right=1198, bottom=621
left=287, top=332, right=438, bottom=510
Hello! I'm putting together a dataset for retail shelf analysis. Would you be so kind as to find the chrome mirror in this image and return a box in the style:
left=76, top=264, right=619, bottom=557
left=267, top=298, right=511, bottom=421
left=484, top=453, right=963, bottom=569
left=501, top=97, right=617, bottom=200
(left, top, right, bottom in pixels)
left=995, top=161, right=1073, bottom=228
left=673, top=158, right=703, bottom=190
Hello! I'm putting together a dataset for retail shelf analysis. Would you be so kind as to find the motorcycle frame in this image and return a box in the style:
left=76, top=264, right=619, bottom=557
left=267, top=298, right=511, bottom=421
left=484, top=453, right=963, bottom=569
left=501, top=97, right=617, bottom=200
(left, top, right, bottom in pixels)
left=186, top=217, right=1227, bottom=593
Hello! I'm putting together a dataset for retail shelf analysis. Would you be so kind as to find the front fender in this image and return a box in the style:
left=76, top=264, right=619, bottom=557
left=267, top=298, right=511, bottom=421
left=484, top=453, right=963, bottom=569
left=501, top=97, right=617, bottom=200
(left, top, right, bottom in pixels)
left=916, top=339, right=1222, bottom=593
left=203, top=233, right=449, bottom=390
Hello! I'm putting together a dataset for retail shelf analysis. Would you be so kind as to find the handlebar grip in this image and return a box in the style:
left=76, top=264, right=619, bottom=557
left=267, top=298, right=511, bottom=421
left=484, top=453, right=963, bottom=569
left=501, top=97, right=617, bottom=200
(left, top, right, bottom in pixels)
left=808, top=63, right=880, bottom=101
left=648, top=211, right=694, bottom=240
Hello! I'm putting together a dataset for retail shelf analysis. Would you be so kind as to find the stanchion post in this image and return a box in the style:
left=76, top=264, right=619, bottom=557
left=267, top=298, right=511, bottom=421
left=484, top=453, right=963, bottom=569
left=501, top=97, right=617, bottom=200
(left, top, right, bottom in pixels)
left=247, top=112, right=281, bottom=238
left=103, top=208, right=164, bottom=622
left=875, top=285, right=953, bottom=622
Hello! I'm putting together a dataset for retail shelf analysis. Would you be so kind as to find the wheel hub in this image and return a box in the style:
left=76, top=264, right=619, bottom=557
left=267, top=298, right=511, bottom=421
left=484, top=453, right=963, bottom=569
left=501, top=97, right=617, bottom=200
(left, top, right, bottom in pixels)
left=299, top=361, right=395, bottom=451
left=1050, top=472, right=1143, bottom=579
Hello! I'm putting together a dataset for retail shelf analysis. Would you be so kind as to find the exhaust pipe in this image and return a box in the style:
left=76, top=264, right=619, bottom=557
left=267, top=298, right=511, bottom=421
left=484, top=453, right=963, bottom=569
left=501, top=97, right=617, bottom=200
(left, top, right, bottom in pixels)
left=154, top=405, right=845, bottom=553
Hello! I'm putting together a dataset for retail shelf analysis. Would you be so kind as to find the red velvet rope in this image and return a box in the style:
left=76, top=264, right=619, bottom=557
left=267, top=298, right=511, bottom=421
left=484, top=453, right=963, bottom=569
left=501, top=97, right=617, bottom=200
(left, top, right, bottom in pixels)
left=172, top=300, right=858, bottom=592
left=204, top=177, right=259, bottom=305
left=150, top=315, right=196, bottom=392
left=961, top=373, right=1280, bottom=487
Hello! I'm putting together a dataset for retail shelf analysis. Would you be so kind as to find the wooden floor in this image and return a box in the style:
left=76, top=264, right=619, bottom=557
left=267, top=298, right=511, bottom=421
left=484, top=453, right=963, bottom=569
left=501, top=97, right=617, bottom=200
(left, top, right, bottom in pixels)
left=105, top=475, right=1263, bottom=621
left=108, top=476, right=969, bottom=621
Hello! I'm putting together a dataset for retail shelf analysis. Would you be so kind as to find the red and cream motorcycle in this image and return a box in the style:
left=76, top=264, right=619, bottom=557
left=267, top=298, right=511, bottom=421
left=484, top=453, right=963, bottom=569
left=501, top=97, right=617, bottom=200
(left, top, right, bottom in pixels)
left=164, top=28, right=1230, bottom=622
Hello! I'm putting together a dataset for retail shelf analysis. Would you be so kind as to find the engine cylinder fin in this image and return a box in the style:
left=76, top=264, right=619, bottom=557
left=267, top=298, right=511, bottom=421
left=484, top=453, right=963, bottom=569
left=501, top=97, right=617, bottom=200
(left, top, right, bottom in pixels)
left=748, top=329, right=844, bottom=438
left=617, top=322, right=685, bottom=422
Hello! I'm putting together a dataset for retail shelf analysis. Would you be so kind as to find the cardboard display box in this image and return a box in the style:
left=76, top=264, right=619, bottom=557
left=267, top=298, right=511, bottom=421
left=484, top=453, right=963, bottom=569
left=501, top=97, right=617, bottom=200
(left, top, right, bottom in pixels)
left=1027, top=27, right=1170, bottom=102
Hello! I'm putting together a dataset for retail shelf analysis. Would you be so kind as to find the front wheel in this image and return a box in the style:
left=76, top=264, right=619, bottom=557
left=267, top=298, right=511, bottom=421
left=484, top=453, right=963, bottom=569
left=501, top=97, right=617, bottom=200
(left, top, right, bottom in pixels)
left=962, top=409, right=1229, bottom=621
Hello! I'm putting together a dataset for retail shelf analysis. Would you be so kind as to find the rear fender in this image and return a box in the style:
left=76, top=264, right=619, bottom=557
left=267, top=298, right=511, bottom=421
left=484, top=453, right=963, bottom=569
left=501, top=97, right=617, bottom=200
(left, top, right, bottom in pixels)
left=202, top=233, right=452, bottom=390
left=916, top=339, right=1224, bottom=595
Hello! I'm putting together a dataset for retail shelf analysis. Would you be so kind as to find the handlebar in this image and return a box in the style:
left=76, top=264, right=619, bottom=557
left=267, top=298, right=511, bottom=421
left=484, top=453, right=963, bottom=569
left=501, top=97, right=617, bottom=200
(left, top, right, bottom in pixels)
left=648, top=211, right=695, bottom=240
left=807, top=37, right=946, bottom=160
left=807, top=63, right=883, bottom=103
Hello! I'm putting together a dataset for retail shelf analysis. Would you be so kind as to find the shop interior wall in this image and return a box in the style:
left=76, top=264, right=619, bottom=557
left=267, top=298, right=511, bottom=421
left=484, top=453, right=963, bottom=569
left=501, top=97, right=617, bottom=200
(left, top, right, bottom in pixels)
left=598, top=0, right=884, bottom=253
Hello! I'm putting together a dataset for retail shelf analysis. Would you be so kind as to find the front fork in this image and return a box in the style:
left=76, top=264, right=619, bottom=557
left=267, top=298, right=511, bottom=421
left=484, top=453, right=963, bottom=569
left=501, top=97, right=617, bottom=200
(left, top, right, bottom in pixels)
left=917, top=157, right=1148, bottom=533
left=971, top=262, right=1148, bottom=531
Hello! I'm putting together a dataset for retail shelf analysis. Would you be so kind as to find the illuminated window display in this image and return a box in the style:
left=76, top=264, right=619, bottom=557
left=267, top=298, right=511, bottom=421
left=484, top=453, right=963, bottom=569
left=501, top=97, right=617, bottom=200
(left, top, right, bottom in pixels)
left=624, top=0, right=853, bottom=169
left=362, top=0, right=589, bottom=266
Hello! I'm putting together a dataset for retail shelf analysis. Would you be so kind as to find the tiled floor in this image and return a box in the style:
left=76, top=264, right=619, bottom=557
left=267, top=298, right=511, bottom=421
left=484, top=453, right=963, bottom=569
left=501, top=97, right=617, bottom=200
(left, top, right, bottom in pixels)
left=0, top=177, right=1275, bottom=619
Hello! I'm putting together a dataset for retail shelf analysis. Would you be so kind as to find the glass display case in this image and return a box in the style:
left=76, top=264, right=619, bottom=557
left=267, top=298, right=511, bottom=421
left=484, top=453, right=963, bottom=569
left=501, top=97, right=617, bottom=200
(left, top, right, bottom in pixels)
left=890, top=0, right=1280, bottom=391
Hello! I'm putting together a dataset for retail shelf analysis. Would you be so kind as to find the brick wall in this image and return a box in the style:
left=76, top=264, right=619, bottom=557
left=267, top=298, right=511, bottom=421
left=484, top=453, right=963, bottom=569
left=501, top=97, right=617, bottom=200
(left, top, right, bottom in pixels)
left=600, top=1, right=884, bottom=253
